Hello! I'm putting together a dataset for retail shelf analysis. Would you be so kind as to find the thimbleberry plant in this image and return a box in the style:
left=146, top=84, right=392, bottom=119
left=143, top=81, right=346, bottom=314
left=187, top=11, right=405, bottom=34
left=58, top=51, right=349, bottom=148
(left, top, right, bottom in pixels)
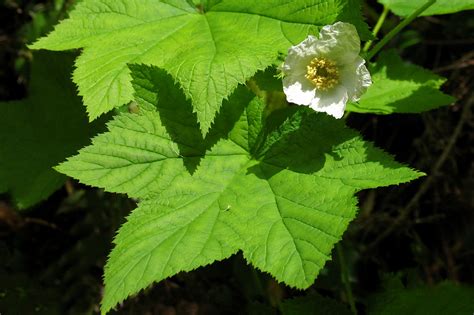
left=2, top=0, right=465, bottom=313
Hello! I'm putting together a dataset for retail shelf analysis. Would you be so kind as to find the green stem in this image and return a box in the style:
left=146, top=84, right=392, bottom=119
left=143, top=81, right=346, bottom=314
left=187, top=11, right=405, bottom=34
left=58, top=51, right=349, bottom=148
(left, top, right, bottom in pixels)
left=246, top=79, right=265, bottom=98
left=363, top=6, right=390, bottom=52
left=337, top=243, right=357, bottom=315
left=366, top=0, right=436, bottom=60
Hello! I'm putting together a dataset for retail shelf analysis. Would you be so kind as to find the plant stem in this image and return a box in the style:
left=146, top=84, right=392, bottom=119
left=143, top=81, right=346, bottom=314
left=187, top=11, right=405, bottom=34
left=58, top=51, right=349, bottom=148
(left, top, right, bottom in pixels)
left=363, top=6, right=390, bottom=52
left=337, top=243, right=357, bottom=315
left=366, top=0, right=436, bottom=60
left=246, top=79, right=265, bottom=98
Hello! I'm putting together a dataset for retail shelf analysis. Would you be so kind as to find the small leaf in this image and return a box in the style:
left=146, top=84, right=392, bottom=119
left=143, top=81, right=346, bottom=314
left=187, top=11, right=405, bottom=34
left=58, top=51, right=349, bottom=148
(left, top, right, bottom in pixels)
left=348, top=50, right=455, bottom=114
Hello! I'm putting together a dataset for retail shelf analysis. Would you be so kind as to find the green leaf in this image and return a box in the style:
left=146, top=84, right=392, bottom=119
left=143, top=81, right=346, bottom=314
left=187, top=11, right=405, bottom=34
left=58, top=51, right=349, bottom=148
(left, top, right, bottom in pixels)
left=281, top=294, right=352, bottom=315
left=348, top=50, right=455, bottom=114
left=31, top=0, right=369, bottom=134
left=0, top=51, right=107, bottom=209
left=56, top=67, right=253, bottom=199
left=101, top=140, right=247, bottom=313
left=378, top=0, right=474, bottom=16
left=367, top=278, right=474, bottom=315
left=56, top=65, right=422, bottom=313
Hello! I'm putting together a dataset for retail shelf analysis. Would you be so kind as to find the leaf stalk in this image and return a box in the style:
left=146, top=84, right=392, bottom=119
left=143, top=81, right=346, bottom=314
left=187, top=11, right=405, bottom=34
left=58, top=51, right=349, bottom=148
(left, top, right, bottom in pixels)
left=363, top=6, right=390, bottom=52
left=366, top=0, right=436, bottom=60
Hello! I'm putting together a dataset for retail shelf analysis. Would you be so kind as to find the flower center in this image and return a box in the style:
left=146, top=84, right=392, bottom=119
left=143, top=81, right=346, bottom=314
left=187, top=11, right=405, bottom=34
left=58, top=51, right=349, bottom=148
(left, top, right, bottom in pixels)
left=305, top=57, right=339, bottom=91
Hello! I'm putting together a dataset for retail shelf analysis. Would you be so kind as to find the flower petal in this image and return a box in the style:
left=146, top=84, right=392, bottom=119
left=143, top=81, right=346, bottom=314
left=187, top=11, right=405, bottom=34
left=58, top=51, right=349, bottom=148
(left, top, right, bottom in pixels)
left=316, top=22, right=360, bottom=65
left=283, top=75, right=316, bottom=106
left=340, top=56, right=372, bottom=102
left=281, top=22, right=370, bottom=119
left=283, top=35, right=319, bottom=76
left=310, top=85, right=348, bottom=119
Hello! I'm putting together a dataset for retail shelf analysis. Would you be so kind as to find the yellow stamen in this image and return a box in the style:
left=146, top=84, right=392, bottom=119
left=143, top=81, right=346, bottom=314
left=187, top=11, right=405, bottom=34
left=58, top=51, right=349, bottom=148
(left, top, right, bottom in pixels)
left=305, top=57, right=339, bottom=91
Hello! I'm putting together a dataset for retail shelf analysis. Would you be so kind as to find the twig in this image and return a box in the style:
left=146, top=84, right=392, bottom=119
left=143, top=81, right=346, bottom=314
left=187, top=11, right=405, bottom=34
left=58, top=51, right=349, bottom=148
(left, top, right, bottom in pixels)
left=434, top=60, right=474, bottom=73
left=24, top=217, right=59, bottom=230
left=433, top=52, right=474, bottom=73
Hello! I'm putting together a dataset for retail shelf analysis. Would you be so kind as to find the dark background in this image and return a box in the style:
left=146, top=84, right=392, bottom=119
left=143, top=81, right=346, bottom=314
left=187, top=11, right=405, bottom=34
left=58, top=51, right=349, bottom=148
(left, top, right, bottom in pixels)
left=0, top=0, right=473, bottom=314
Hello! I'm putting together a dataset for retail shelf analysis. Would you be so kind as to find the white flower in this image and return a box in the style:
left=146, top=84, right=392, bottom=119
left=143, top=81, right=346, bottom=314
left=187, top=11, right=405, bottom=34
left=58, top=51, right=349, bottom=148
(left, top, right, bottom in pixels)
left=282, top=22, right=372, bottom=119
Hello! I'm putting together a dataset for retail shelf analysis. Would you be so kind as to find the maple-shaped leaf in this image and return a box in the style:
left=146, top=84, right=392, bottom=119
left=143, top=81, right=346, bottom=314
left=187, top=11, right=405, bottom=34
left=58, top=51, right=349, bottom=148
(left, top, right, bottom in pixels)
left=31, top=0, right=370, bottom=134
left=0, top=51, right=107, bottom=209
left=56, top=65, right=422, bottom=313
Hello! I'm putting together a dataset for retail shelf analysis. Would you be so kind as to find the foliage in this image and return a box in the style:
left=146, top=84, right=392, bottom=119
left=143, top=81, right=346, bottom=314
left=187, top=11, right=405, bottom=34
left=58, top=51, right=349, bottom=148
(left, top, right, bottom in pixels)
left=367, top=277, right=474, bottom=315
left=1, top=0, right=471, bottom=314
left=348, top=50, right=455, bottom=114
left=30, top=0, right=370, bottom=134
left=57, top=65, right=422, bottom=312
left=0, top=51, right=107, bottom=209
